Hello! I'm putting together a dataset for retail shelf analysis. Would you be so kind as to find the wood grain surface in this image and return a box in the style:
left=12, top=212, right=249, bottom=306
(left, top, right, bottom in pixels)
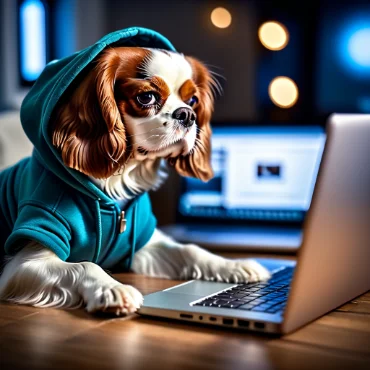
left=0, top=254, right=369, bottom=370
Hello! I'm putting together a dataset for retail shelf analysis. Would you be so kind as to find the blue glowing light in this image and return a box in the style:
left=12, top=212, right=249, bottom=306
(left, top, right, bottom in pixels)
left=338, top=15, right=370, bottom=78
left=348, top=28, right=370, bottom=67
left=20, top=0, right=47, bottom=81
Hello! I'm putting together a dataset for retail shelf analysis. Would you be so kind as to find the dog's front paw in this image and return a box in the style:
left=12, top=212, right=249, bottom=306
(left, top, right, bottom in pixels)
left=182, top=257, right=270, bottom=284
left=180, top=244, right=271, bottom=284
left=226, top=259, right=271, bottom=283
left=84, top=283, right=143, bottom=316
left=205, top=259, right=270, bottom=284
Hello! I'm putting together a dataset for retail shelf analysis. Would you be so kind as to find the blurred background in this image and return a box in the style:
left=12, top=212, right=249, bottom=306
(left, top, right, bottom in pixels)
left=0, top=0, right=369, bottom=230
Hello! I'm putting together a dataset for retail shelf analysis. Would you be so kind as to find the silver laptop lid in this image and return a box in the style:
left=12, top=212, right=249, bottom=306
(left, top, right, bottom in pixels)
left=283, top=114, right=370, bottom=333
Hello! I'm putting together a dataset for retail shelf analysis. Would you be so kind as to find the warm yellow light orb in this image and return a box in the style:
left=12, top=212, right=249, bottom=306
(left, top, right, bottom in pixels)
left=258, top=21, right=289, bottom=51
left=211, top=7, right=232, bottom=29
left=268, top=77, right=298, bottom=108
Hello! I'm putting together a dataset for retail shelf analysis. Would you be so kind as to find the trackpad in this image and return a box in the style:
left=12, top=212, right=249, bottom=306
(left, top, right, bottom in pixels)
left=167, top=281, right=234, bottom=295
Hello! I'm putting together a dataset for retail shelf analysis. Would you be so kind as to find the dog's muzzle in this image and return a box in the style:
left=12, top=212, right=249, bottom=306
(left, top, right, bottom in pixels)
left=172, top=107, right=196, bottom=128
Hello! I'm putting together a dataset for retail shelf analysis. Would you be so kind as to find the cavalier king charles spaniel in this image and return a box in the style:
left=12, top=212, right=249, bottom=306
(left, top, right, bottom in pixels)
left=0, top=47, right=269, bottom=315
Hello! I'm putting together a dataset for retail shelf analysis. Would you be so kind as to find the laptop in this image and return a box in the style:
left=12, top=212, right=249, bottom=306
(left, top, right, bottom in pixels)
left=139, top=114, right=370, bottom=334
left=161, top=125, right=326, bottom=252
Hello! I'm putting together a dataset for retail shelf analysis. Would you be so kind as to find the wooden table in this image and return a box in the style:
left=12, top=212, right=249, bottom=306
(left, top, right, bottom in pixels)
left=0, top=253, right=369, bottom=370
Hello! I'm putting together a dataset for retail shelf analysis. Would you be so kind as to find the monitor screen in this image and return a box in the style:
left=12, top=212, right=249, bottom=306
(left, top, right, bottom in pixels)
left=178, top=126, right=326, bottom=223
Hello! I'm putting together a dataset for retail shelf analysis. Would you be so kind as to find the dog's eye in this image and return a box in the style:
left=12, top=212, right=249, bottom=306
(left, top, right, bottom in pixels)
left=137, top=92, right=157, bottom=106
left=187, top=96, right=199, bottom=107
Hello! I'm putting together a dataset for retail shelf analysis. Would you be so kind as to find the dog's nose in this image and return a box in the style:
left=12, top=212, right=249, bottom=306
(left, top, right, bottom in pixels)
left=172, top=107, right=196, bottom=128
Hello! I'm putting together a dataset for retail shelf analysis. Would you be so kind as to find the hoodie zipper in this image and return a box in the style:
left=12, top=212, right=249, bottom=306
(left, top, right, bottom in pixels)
left=119, top=211, right=127, bottom=233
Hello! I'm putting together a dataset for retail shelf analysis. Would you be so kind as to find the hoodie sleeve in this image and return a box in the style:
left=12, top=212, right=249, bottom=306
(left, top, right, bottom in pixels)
left=4, top=204, right=71, bottom=260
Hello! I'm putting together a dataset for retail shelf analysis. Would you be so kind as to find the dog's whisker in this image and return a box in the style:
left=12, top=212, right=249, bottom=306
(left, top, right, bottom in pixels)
left=194, top=138, right=206, bottom=152
left=125, top=125, right=163, bottom=138
left=196, top=126, right=205, bottom=136
left=162, top=126, right=182, bottom=149
left=126, top=133, right=167, bottom=150
left=209, top=70, right=226, bottom=80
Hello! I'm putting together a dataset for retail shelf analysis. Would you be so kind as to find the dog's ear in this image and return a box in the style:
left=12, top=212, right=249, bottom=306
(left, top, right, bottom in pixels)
left=170, top=57, right=215, bottom=182
left=52, top=50, right=127, bottom=179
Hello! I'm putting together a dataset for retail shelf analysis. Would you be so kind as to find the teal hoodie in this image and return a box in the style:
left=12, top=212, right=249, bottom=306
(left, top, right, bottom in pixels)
left=0, top=27, right=176, bottom=270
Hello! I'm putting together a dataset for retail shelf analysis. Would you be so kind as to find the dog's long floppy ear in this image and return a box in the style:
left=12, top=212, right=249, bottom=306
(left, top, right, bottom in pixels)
left=170, top=57, right=215, bottom=182
left=52, top=50, right=127, bottom=179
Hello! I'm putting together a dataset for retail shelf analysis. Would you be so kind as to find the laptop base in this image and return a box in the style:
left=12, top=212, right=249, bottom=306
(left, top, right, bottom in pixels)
left=139, top=258, right=295, bottom=334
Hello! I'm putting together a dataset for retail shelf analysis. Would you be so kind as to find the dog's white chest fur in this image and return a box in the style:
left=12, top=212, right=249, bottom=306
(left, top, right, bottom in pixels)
left=90, top=158, right=167, bottom=209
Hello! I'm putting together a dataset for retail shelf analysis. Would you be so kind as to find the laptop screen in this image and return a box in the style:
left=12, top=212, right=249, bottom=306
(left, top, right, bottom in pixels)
left=178, top=126, right=326, bottom=223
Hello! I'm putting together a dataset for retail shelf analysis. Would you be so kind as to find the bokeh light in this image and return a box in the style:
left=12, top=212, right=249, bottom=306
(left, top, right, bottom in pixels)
left=20, top=0, right=46, bottom=81
left=348, top=28, right=370, bottom=67
left=338, top=18, right=370, bottom=77
left=211, top=7, right=232, bottom=29
left=258, top=21, right=289, bottom=51
left=268, top=77, right=299, bottom=108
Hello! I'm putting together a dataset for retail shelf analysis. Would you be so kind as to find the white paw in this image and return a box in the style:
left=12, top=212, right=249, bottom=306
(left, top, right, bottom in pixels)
left=182, top=258, right=271, bottom=284
left=229, top=259, right=271, bottom=283
left=84, top=283, right=143, bottom=316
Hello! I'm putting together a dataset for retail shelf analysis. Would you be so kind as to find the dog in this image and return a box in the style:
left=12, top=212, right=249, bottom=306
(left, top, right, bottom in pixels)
left=0, top=44, right=270, bottom=316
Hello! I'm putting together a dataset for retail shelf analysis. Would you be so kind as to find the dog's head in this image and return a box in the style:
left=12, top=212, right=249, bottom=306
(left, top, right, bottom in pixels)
left=52, top=47, right=219, bottom=181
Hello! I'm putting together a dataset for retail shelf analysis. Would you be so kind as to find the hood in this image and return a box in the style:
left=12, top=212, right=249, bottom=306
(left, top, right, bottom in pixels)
left=20, top=27, right=176, bottom=205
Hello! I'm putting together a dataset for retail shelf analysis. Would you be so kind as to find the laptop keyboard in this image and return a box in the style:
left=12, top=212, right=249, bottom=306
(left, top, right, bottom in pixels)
left=193, top=266, right=295, bottom=315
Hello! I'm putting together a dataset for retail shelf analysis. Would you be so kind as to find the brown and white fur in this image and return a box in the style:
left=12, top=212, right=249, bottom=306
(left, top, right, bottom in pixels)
left=0, top=48, right=270, bottom=315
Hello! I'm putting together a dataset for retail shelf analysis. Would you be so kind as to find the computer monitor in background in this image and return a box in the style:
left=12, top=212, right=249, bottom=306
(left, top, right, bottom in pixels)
left=178, top=126, right=326, bottom=225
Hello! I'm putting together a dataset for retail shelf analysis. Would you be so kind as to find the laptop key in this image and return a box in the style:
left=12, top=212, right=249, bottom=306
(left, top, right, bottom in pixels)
left=234, top=294, right=248, bottom=298
left=234, top=298, right=255, bottom=304
left=266, top=297, right=280, bottom=304
left=268, top=301, right=285, bottom=308
left=255, top=283, right=269, bottom=286
left=275, top=298, right=287, bottom=303
left=266, top=294, right=284, bottom=299
left=201, top=302, right=215, bottom=307
left=248, top=293, right=264, bottom=297
left=213, top=299, right=232, bottom=306
left=221, top=302, right=242, bottom=308
left=216, top=297, right=234, bottom=301
left=257, top=291, right=273, bottom=295
left=251, top=307, right=267, bottom=312
left=277, top=302, right=286, bottom=308
left=258, top=303, right=273, bottom=309
left=264, top=294, right=281, bottom=299
left=256, top=292, right=272, bottom=297
left=238, top=304, right=254, bottom=310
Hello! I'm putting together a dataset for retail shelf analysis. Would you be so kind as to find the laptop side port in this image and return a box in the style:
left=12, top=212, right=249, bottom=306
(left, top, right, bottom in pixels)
left=180, top=313, right=193, bottom=319
left=254, top=322, right=265, bottom=330
left=209, top=316, right=217, bottom=322
left=237, top=319, right=250, bottom=328
left=222, top=318, right=234, bottom=325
